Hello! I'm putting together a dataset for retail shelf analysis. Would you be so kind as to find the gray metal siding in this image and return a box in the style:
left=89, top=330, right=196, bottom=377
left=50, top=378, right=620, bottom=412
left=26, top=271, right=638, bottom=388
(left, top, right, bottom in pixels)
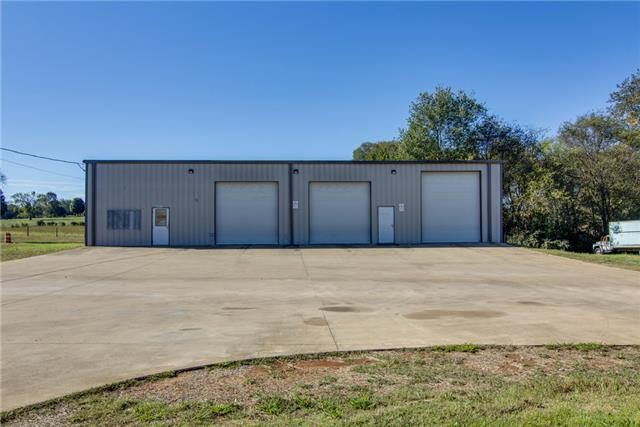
left=88, top=161, right=502, bottom=246
left=93, top=163, right=290, bottom=246
left=291, top=162, right=492, bottom=245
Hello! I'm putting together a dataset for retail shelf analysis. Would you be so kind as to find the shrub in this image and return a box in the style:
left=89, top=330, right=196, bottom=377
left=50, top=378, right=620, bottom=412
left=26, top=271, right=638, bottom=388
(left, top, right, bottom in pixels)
left=540, top=239, right=570, bottom=250
left=37, top=220, right=46, bottom=226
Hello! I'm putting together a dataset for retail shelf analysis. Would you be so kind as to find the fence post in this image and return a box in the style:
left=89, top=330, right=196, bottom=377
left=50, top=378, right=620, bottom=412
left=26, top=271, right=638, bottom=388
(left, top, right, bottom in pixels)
left=56, top=226, right=59, bottom=237
left=26, top=225, right=29, bottom=236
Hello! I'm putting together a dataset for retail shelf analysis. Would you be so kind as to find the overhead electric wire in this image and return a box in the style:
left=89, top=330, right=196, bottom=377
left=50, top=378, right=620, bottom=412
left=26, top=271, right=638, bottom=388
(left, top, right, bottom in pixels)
left=1, top=158, right=84, bottom=180
left=0, top=147, right=85, bottom=171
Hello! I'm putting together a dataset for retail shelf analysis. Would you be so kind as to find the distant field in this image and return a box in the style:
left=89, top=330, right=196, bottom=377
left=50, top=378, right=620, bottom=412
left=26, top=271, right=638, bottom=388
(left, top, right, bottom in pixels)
left=537, top=249, right=640, bottom=272
left=0, top=217, right=85, bottom=261
left=1, top=216, right=84, bottom=227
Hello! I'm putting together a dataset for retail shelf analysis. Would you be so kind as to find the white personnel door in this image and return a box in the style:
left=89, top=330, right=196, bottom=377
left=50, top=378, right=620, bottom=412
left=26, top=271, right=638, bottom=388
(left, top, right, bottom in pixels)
left=421, top=172, right=481, bottom=243
left=378, top=206, right=395, bottom=244
left=152, top=207, right=169, bottom=246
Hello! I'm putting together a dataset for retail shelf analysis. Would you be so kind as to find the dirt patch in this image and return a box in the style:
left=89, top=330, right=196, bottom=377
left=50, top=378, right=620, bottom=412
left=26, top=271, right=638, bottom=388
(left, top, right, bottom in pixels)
left=462, top=346, right=637, bottom=379
left=4, top=346, right=640, bottom=427
left=319, top=306, right=373, bottom=313
left=303, top=317, right=328, bottom=326
left=403, top=309, right=504, bottom=320
left=114, top=356, right=379, bottom=405
left=518, top=301, right=545, bottom=306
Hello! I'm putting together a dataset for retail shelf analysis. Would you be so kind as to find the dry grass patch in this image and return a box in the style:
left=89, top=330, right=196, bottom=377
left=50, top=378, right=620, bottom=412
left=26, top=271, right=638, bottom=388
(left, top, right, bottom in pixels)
left=3, top=346, right=640, bottom=426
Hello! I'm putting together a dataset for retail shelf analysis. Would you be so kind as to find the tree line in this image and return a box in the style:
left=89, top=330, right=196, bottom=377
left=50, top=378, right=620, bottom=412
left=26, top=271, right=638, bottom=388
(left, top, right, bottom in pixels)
left=1, top=191, right=85, bottom=219
left=353, top=71, right=640, bottom=251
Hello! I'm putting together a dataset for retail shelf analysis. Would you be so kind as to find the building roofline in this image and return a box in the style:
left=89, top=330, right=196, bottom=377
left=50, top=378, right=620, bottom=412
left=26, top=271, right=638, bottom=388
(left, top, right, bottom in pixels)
left=83, top=159, right=503, bottom=165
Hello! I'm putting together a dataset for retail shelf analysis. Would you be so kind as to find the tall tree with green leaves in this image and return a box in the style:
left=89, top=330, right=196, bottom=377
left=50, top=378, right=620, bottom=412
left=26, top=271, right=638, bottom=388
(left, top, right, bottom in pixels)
left=70, top=197, right=85, bottom=215
left=557, top=113, right=640, bottom=238
left=11, top=192, right=38, bottom=219
left=609, top=70, right=640, bottom=148
left=399, top=87, right=487, bottom=160
left=353, top=140, right=400, bottom=161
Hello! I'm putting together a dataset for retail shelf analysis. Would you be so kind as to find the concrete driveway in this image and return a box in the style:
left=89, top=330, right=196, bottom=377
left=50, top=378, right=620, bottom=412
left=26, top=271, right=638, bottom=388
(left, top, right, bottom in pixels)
left=1, top=246, right=639, bottom=411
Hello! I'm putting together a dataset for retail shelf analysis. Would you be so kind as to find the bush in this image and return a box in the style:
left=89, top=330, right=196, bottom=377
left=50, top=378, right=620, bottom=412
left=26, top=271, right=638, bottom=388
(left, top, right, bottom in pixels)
left=37, top=220, right=46, bottom=226
left=540, top=239, right=570, bottom=250
left=60, top=222, right=66, bottom=226
left=46, top=221, right=55, bottom=226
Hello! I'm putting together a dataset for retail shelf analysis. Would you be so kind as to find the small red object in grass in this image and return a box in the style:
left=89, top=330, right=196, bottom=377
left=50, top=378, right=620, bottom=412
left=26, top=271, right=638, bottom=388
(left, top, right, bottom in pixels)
left=5, top=232, right=12, bottom=243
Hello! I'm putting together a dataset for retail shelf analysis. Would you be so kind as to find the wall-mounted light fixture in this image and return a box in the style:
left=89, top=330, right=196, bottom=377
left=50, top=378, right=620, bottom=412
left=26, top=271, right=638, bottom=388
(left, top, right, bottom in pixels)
left=292, top=169, right=299, bottom=175
left=188, top=168, right=195, bottom=174
left=390, top=169, right=397, bottom=175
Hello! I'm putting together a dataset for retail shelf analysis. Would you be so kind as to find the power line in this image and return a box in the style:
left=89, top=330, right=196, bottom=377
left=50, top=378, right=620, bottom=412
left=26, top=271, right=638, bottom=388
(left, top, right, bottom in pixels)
left=1, top=159, right=84, bottom=180
left=0, top=147, right=85, bottom=172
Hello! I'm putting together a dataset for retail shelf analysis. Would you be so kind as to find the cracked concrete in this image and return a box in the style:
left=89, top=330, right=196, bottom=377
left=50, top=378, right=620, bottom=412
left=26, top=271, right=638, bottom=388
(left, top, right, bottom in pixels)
left=1, top=245, right=639, bottom=411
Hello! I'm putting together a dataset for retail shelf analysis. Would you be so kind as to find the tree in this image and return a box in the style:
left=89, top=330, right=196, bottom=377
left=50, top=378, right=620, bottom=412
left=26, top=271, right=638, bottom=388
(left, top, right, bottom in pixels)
left=11, top=192, right=38, bottom=219
left=353, top=140, right=400, bottom=161
left=609, top=70, right=640, bottom=148
left=0, top=189, right=7, bottom=218
left=609, top=70, right=640, bottom=127
left=399, top=87, right=487, bottom=160
left=36, top=192, right=67, bottom=217
left=70, top=197, right=85, bottom=215
left=557, top=113, right=640, bottom=239
left=0, top=170, right=6, bottom=218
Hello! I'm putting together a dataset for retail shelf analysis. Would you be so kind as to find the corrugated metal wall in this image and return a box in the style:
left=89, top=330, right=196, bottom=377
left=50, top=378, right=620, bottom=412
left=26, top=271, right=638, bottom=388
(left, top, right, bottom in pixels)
left=93, top=163, right=290, bottom=246
left=87, top=161, right=502, bottom=246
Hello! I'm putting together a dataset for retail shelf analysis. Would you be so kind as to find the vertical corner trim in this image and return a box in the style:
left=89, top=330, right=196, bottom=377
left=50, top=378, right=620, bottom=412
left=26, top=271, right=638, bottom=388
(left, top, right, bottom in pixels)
left=91, top=163, right=97, bottom=246
left=487, top=163, right=492, bottom=243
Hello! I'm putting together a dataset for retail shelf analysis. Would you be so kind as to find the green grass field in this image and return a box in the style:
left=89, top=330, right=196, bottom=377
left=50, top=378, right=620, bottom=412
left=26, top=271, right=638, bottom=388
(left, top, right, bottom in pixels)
left=2, top=345, right=639, bottom=426
left=1, top=242, right=83, bottom=262
left=0, top=217, right=85, bottom=261
left=537, top=249, right=640, bottom=272
left=0, top=216, right=84, bottom=227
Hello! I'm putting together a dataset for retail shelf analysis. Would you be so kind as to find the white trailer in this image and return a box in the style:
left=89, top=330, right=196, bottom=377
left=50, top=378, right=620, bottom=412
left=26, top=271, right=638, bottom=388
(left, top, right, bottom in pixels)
left=593, top=220, right=640, bottom=254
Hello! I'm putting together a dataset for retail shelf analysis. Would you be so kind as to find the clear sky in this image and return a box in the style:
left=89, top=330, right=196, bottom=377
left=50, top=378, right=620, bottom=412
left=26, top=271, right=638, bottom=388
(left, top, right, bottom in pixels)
left=1, top=1, right=639, bottom=199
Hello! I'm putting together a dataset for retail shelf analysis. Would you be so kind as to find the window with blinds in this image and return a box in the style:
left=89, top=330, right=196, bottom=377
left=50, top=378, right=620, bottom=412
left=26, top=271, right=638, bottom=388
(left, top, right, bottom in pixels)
left=107, top=210, right=141, bottom=230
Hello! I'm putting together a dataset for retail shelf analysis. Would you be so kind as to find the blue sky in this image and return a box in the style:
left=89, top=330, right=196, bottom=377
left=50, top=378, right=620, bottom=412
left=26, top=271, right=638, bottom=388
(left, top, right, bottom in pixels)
left=2, top=1, right=639, bottom=199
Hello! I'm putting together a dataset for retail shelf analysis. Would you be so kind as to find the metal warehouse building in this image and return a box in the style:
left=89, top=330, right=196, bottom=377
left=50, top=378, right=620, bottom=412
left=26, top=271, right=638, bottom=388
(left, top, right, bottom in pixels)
left=84, top=160, right=503, bottom=246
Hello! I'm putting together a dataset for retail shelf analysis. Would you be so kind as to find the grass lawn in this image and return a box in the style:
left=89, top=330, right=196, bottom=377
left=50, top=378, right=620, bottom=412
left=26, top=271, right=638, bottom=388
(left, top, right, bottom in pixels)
left=537, top=248, right=640, bottom=272
left=1, top=242, right=83, bottom=262
left=1, top=217, right=85, bottom=261
left=2, top=345, right=639, bottom=426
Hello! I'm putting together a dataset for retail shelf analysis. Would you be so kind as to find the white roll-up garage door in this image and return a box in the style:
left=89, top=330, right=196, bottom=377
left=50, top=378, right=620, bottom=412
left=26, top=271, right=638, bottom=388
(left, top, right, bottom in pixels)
left=216, top=182, right=278, bottom=244
left=309, top=182, right=371, bottom=244
left=421, top=172, right=480, bottom=243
